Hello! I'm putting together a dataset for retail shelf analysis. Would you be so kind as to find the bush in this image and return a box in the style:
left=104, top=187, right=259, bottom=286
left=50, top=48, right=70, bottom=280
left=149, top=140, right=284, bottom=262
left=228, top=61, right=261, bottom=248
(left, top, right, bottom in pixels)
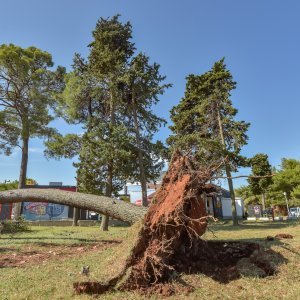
left=0, top=217, right=29, bottom=234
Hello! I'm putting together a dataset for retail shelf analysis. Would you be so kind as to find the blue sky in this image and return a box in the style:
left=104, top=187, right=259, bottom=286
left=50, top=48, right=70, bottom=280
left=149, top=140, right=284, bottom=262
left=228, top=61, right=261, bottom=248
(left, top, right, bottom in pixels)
left=1, top=0, right=300, bottom=188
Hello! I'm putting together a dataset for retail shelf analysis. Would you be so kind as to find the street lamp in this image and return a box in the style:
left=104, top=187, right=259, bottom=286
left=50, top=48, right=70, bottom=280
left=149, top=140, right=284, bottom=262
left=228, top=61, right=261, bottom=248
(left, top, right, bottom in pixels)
left=283, top=192, right=289, bottom=213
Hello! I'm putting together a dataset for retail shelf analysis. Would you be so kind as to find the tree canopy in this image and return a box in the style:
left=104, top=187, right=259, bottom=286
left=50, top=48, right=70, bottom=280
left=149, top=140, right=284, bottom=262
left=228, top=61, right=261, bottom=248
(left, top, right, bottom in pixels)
left=236, top=158, right=300, bottom=207
left=45, top=15, right=169, bottom=228
left=0, top=44, right=64, bottom=217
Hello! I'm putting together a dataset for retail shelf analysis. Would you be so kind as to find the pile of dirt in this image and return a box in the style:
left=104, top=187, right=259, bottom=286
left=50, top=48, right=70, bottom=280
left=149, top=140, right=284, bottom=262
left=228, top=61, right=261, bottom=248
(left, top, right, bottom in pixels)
left=275, top=233, right=293, bottom=239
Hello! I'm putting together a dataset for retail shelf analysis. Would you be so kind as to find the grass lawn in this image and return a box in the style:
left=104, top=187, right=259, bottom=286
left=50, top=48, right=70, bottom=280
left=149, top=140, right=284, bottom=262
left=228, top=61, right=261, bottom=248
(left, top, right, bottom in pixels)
left=0, top=221, right=299, bottom=299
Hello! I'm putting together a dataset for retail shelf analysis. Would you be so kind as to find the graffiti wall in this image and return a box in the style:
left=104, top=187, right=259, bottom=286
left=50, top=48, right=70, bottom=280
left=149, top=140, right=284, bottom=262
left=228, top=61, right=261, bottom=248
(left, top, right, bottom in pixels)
left=20, top=185, right=76, bottom=221
left=22, top=202, right=69, bottom=221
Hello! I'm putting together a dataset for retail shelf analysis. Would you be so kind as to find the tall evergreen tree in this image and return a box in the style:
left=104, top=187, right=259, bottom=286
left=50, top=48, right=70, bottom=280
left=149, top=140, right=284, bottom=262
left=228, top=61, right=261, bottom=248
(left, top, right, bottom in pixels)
left=248, top=153, right=273, bottom=210
left=87, top=15, right=135, bottom=230
left=168, top=59, right=250, bottom=225
left=0, top=44, right=65, bottom=217
left=46, top=15, right=168, bottom=229
left=122, top=53, right=170, bottom=206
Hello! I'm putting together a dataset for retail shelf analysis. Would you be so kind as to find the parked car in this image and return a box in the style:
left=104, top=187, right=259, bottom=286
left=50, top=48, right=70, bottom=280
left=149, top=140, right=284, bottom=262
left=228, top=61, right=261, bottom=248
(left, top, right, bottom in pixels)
left=288, top=207, right=300, bottom=219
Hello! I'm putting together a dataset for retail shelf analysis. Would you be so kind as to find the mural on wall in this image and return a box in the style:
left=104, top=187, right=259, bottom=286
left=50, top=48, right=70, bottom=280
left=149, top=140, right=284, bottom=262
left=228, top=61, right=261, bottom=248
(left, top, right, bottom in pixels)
left=22, top=202, right=69, bottom=220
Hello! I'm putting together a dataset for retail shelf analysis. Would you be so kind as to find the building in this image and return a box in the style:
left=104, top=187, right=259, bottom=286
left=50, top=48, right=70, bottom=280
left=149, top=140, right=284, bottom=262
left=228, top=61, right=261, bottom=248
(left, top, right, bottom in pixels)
left=131, top=181, right=244, bottom=219
left=204, top=187, right=244, bottom=219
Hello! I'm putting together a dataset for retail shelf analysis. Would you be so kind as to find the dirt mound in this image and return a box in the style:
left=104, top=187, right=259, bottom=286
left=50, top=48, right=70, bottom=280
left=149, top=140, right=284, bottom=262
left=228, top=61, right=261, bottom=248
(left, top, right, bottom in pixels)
left=275, top=233, right=293, bottom=239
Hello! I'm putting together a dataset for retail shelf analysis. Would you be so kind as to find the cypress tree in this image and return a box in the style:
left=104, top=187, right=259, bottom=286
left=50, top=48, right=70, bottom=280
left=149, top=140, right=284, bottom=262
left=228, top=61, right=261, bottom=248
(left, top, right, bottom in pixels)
left=168, top=59, right=250, bottom=225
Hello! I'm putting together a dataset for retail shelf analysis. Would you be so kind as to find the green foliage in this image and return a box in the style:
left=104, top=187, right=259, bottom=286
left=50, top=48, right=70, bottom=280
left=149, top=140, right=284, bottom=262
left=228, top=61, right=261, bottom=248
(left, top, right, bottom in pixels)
left=168, top=58, right=249, bottom=170
left=0, top=44, right=65, bottom=190
left=46, top=15, right=168, bottom=199
left=44, top=133, right=81, bottom=159
left=235, top=185, right=259, bottom=205
left=239, top=158, right=300, bottom=207
left=119, top=195, right=130, bottom=203
left=89, top=15, right=135, bottom=79
left=0, top=180, right=18, bottom=191
left=248, top=153, right=273, bottom=195
left=0, top=178, right=37, bottom=190
left=0, top=44, right=65, bottom=144
left=122, top=52, right=170, bottom=184
left=75, top=122, right=134, bottom=195
left=269, top=158, right=300, bottom=206
left=0, top=217, right=29, bottom=234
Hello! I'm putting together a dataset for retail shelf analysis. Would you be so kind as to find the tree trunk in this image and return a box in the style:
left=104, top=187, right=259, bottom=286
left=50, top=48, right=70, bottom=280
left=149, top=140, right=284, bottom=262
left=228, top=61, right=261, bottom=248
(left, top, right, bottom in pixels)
left=101, top=162, right=113, bottom=231
left=217, top=109, right=238, bottom=226
left=225, top=164, right=238, bottom=225
left=14, top=136, right=29, bottom=219
left=132, top=95, right=148, bottom=207
left=73, top=207, right=79, bottom=226
left=0, top=189, right=147, bottom=224
left=100, top=93, right=115, bottom=231
left=261, top=193, right=266, bottom=211
left=100, top=214, right=109, bottom=230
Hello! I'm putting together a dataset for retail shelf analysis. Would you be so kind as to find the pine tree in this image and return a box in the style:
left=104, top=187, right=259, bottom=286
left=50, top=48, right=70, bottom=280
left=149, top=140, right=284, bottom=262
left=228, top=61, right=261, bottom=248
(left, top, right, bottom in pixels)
left=122, top=53, right=170, bottom=206
left=168, top=58, right=250, bottom=225
left=0, top=44, right=65, bottom=218
left=248, top=153, right=273, bottom=210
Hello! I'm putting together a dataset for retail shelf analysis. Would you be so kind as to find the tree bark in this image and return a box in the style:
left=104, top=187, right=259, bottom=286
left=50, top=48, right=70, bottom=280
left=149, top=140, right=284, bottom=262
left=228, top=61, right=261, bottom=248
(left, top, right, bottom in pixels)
left=261, top=193, right=266, bottom=211
left=0, top=189, right=147, bottom=224
left=14, top=136, right=29, bottom=219
left=100, top=91, right=115, bottom=231
left=73, top=207, right=79, bottom=226
left=217, top=109, right=238, bottom=226
left=132, top=94, right=148, bottom=207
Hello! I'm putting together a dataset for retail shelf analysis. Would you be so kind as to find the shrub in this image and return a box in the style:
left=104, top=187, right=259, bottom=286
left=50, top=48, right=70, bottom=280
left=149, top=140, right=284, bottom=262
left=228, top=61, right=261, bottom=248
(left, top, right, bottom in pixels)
left=0, top=217, right=29, bottom=234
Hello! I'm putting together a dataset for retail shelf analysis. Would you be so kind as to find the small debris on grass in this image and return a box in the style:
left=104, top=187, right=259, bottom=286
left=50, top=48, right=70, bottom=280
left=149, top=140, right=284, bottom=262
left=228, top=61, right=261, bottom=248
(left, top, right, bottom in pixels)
left=81, top=266, right=90, bottom=276
left=275, top=233, right=293, bottom=239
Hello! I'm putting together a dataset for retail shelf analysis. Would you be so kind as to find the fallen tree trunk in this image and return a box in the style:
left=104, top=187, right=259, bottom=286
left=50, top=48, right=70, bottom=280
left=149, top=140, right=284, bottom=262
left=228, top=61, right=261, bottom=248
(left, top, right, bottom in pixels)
left=0, top=189, right=147, bottom=224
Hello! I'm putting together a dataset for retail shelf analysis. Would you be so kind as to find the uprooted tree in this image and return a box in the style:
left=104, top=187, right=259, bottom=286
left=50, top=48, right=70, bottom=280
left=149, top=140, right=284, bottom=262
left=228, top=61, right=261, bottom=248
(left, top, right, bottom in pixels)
left=0, top=151, right=279, bottom=296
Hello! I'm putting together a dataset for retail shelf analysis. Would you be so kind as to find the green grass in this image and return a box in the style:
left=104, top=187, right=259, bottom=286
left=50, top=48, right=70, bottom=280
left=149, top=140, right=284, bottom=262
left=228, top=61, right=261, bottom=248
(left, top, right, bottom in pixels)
left=0, top=221, right=299, bottom=299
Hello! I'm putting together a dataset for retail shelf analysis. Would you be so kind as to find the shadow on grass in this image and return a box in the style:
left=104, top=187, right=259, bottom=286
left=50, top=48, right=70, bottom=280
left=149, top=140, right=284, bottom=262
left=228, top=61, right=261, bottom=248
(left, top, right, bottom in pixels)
left=176, top=237, right=289, bottom=284
left=0, top=247, right=16, bottom=253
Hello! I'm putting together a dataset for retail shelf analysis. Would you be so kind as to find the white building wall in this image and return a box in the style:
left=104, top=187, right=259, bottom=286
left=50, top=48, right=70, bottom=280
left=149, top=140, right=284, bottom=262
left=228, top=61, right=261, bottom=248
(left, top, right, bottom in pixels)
left=221, top=198, right=244, bottom=218
left=119, top=183, right=156, bottom=203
